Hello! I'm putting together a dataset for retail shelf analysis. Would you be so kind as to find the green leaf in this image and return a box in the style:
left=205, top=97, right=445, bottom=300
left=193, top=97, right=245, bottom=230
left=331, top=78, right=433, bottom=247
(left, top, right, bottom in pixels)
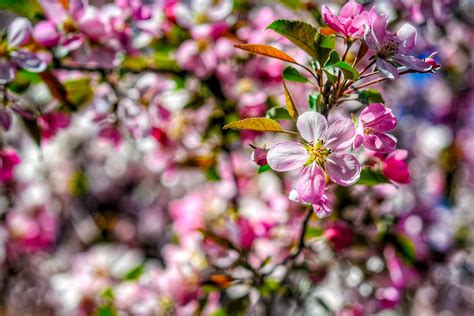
left=325, top=50, right=340, bottom=67
left=205, top=166, right=221, bottom=182
left=283, top=81, right=298, bottom=119
left=258, top=164, right=271, bottom=174
left=358, top=89, right=385, bottom=105
left=266, top=20, right=319, bottom=59
left=123, top=263, right=145, bottom=281
left=64, top=78, right=93, bottom=110
left=330, top=61, right=360, bottom=80
left=323, top=69, right=338, bottom=84
left=94, top=305, right=118, bottom=316
left=308, top=93, right=323, bottom=113
left=0, top=0, right=42, bottom=19
left=266, top=106, right=292, bottom=120
left=282, top=66, right=308, bottom=83
left=121, top=55, right=149, bottom=71
left=314, top=33, right=336, bottom=65
left=223, top=117, right=295, bottom=135
left=356, top=169, right=390, bottom=186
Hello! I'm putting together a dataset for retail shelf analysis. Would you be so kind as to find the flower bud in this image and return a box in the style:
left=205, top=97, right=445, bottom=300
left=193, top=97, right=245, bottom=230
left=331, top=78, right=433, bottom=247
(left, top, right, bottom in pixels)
left=251, top=147, right=267, bottom=166
left=324, top=221, right=353, bottom=251
left=33, top=21, right=60, bottom=48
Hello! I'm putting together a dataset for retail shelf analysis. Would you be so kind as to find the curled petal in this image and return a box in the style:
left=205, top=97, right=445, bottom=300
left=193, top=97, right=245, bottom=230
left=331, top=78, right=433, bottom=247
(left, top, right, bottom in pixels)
left=0, top=59, right=16, bottom=84
left=11, top=51, right=47, bottom=72
left=376, top=58, right=399, bottom=80
left=7, top=17, right=32, bottom=48
left=363, top=132, right=397, bottom=153
left=296, top=164, right=326, bottom=204
left=360, top=103, right=397, bottom=132
left=396, top=23, right=417, bottom=53
left=314, top=194, right=333, bottom=218
left=322, top=5, right=345, bottom=34
left=325, top=118, right=356, bottom=151
left=267, top=141, right=308, bottom=172
left=325, top=153, right=361, bottom=186
left=392, top=54, right=431, bottom=72
left=296, top=111, right=328, bottom=144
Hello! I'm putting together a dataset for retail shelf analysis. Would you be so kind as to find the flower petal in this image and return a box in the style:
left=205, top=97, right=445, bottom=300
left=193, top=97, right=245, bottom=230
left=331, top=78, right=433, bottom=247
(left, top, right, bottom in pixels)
left=339, top=0, right=364, bottom=18
left=396, top=23, right=416, bottom=53
left=376, top=58, right=399, bottom=80
left=0, top=59, right=16, bottom=84
left=296, top=111, right=328, bottom=144
left=296, top=164, right=326, bottom=204
left=360, top=103, right=397, bottom=132
left=325, top=118, right=356, bottom=151
left=267, top=141, right=308, bottom=172
left=325, top=153, right=361, bottom=186
left=314, top=194, right=333, bottom=218
left=11, top=50, right=47, bottom=72
left=363, top=132, right=397, bottom=153
left=392, top=54, right=431, bottom=72
left=7, top=17, right=32, bottom=48
left=322, top=5, right=345, bottom=35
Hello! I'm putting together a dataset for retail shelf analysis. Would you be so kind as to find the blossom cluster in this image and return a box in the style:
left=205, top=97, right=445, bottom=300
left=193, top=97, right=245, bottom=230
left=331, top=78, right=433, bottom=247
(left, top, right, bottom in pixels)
left=0, top=0, right=472, bottom=315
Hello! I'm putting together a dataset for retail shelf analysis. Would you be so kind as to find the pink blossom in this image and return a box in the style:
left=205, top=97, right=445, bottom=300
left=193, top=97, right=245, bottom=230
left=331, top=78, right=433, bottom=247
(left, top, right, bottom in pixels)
left=382, top=150, right=411, bottom=183
left=268, top=112, right=360, bottom=205
left=354, top=103, right=397, bottom=153
left=175, top=40, right=217, bottom=78
left=322, top=0, right=373, bottom=39
left=0, top=148, right=21, bottom=182
left=365, top=14, right=431, bottom=79
left=0, top=18, right=47, bottom=84
left=37, top=112, right=72, bottom=140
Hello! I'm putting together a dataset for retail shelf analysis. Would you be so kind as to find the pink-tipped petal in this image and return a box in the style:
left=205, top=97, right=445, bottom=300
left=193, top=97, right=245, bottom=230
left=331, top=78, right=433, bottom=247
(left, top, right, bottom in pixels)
left=325, top=153, right=361, bottom=186
left=11, top=51, right=47, bottom=72
left=322, top=5, right=344, bottom=34
left=314, top=194, right=333, bottom=218
left=0, top=59, right=16, bottom=84
left=396, top=23, right=417, bottom=53
left=363, top=132, right=397, bottom=153
left=360, top=103, right=397, bottom=132
left=296, top=164, right=326, bottom=204
left=7, top=17, right=32, bottom=48
left=392, top=54, right=431, bottom=72
left=376, top=58, right=399, bottom=80
left=325, top=118, right=356, bottom=151
left=296, top=111, right=328, bottom=144
left=267, top=141, right=309, bottom=172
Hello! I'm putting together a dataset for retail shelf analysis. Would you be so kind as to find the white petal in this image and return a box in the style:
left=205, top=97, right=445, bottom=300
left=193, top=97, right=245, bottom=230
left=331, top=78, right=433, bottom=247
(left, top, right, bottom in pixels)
left=296, top=111, right=328, bottom=144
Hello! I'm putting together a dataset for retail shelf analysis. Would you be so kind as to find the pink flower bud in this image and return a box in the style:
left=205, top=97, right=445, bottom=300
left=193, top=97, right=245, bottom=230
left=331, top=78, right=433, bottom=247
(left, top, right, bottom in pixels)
left=0, top=148, right=21, bottom=182
left=324, top=221, right=353, bottom=251
left=251, top=147, right=267, bottom=166
left=425, top=57, right=441, bottom=69
left=382, top=150, right=411, bottom=184
left=37, top=112, right=71, bottom=140
left=33, top=20, right=60, bottom=48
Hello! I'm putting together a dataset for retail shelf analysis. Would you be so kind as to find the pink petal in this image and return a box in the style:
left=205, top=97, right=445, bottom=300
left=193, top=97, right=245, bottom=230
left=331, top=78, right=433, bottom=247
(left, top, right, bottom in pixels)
left=39, top=0, right=68, bottom=25
left=376, top=58, right=399, bottom=80
left=396, top=23, right=417, bottom=53
left=339, top=0, right=365, bottom=18
left=359, top=103, right=397, bottom=132
left=0, top=59, right=16, bottom=84
left=296, top=111, right=328, bottom=144
left=325, top=153, right=361, bottom=186
left=322, top=5, right=345, bottom=35
left=33, top=21, right=61, bottom=48
left=325, top=118, right=356, bottom=151
left=7, top=17, right=32, bottom=48
left=267, top=141, right=308, bottom=172
left=296, top=164, right=326, bottom=204
left=371, top=14, right=389, bottom=48
left=392, top=54, right=431, bottom=72
left=11, top=51, right=47, bottom=73
left=363, top=132, right=397, bottom=153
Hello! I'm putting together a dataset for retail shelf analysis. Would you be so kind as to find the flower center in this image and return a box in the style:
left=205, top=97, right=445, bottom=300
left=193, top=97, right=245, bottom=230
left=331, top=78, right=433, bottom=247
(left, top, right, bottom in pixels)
left=364, top=127, right=375, bottom=135
left=305, top=140, right=331, bottom=167
left=62, top=18, right=78, bottom=33
left=0, top=41, right=9, bottom=58
left=379, top=38, right=399, bottom=58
